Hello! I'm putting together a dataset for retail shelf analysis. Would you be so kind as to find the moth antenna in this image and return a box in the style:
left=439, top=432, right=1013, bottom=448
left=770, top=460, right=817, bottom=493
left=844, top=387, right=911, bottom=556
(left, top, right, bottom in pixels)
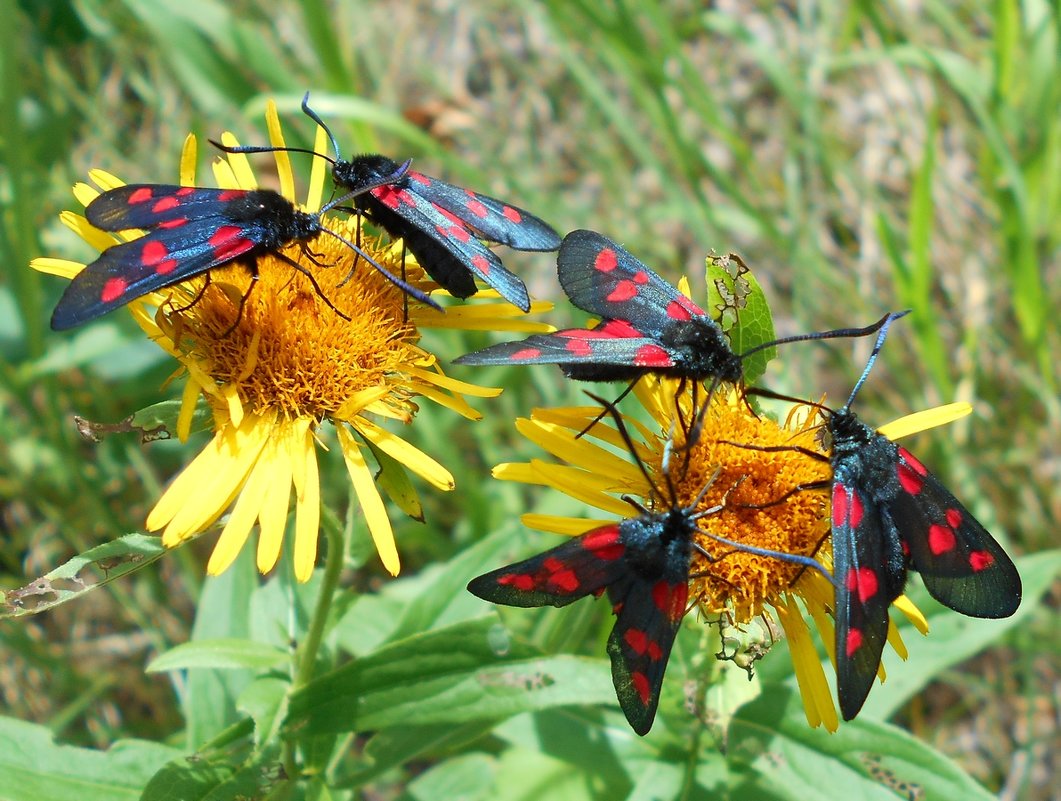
left=737, top=310, right=909, bottom=362
left=842, top=310, right=909, bottom=411
left=300, top=92, right=343, bottom=161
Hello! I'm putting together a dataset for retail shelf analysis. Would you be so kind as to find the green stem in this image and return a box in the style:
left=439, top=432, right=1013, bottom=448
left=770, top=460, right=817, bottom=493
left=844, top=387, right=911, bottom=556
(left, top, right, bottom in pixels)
left=281, top=515, right=345, bottom=781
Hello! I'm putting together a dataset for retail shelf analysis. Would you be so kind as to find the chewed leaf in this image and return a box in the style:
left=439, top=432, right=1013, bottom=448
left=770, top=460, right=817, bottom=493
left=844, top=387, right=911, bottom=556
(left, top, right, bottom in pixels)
left=0, top=534, right=172, bottom=618
left=706, top=252, right=776, bottom=383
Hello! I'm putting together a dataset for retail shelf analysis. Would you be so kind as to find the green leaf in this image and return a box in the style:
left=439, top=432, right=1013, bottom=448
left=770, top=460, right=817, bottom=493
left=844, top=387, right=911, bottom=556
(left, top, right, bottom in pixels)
left=0, top=717, right=178, bottom=801
left=730, top=689, right=997, bottom=800
left=147, top=638, right=288, bottom=672
left=184, top=549, right=257, bottom=749
left=706, top=252, right=776, bottom=383
left=344, top=722, right=497, bottom=786
left=287, top=617, right=615, bottom=734
left=408, top=753, right=496, bottom=801
left=140, top=750, right=285, bottom=801
left=0, top=534, right=166, bottom=619
left=365, top=437, right=423, bottom=522
left=237, top=677, right=290, bottom=750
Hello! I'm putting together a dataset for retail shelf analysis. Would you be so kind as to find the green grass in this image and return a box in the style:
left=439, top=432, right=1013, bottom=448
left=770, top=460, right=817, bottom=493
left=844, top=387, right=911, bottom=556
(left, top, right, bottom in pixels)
left=1, top=1, right=1057, bottom=799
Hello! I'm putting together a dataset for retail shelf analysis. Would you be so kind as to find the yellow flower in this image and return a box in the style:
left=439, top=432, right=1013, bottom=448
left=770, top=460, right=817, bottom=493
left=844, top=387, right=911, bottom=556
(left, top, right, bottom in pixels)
left=496, top=379, right=943, bottom=731
left=34, top=102, right=550, bottom=582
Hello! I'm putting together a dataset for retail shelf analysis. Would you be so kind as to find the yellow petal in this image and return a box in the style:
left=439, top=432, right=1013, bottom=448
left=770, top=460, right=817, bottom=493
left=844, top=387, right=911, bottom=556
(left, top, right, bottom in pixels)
left=891, top=594, right=930, bottom=635
left=514, top=417, right=646, bottom=490
left=403, top=364, right=502, bottom=398
left=87, top=169, right=125, bottom=191
left=176, top=377, right=201, bottom=442
left=337, top=425, right=400, bottom=575
left=291, top=423, right=321, bottom=582
left=60, top=211, right=119, bottom=252
left=218, top=383, right=243, bottom=428
left=520, top=514, right=611, bottom=536
left=886, top=619, right=908, bottom=661
left=404, top=380, right=482, bottom=420
left=877, top=402, right=972, bottom=441
left=354, top=418, right=454, bottom=491
left=207, top=444, right=274, bottom=576
left=30, top=258, right=84, bottom=279
left=149, top=413, right=273, bottom=540
left=211, top=155, right=240, bottom=190
left=775, top=593, right=838, bottom=731
left=217, top=132, right=256, bottom=189
left=265, top=100, right=295, bottom=201
left=526, top=459, right=634, bottom=517
left=72, top=182, right=102, bottom=210
left=334, top=385, right=391, bottom=420
left=179, top=134, right=197, bottom=187
left=306, top=122, right=330, bottom=213
left=256, top=435, right=294, bottom=574
left=417, top=302, right=555, bottom=332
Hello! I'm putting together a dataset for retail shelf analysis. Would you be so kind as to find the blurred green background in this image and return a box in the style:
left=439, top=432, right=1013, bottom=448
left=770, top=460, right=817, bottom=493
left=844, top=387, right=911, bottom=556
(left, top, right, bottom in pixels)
left=1, top=1, right=1057, bottom=799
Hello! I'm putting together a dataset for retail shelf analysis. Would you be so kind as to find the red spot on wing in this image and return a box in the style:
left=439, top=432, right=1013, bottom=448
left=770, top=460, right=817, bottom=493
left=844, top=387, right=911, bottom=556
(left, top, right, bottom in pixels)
left=945, top=508, right=962, bottom=529
left=631, top=672, right=652, bottom=704
left=141, top=241, right=178, bottom=274
left=665, top=300, right=692, bottom=321
left=100, top=277, right=129, bottom=303
left=511, top=347, right=542, bottom=360
left=607, top=280, right=639, bottom=302
left=502, top=206, right=522, bottom=223
left=928, top=524, right=957, bottom=555
left=209, top=225, right=253, bottom=260
left=969, top=551, right=995, bottom=571
left=846, top=567, right=879, bottom=603
left=581, top=526, right=624, bottom=560
left=151, top=196, right=180, bottom=213
left=564, top=338, right=592, bottom=357
left=632, top=344, right=673, bottom=367
left=898, top=448, right=928, bottom=476
left=438, top=207, right=463, bottom=225
left=410, top=172, right=431, bottom=186
left=541, top=556, right=579, bottom=593
left=217, top=190, right=245, bottom=202
left=845, top=628, right=864, bottom=657
left=832, top=484, right=863, bottom=529
left=439, top=224, right=471, bottom=243
left=466, top=198, right=488, bottom=218
left=128, top=187, right=153, bottom=204
left=158, top=218, right=189, bottom=229
left=176, top=187, right=195, bottom=196
left=594, top=248, right=618, bottom=273
left=374, top=186, right=416, bottom=210
left=651, top=580, right=687, bottom=622
left=471, top=254, right=490, bottom=275
left=598, top=319, right=643, bottom=338
left=624, top=629, right=663, bottom=660
left=897, top=462, right=924, bottom=494
left=499, top=573, right=535, bottom=591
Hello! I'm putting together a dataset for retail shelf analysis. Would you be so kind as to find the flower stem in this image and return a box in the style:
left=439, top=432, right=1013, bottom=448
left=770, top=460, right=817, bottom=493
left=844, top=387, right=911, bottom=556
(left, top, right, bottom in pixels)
left=282, top=512, right=345, bottom=781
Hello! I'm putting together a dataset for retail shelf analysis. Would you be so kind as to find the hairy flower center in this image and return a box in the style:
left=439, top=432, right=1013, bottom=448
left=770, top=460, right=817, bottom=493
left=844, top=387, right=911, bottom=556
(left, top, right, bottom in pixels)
left=158, top=216, right=427, bottom=420
left=668, top=402, right=831, bottom=622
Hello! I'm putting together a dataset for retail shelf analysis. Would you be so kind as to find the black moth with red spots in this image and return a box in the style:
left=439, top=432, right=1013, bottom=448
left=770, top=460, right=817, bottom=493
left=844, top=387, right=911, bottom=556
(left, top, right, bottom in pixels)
left=331, top=154, right=559, bottom=312
left=52, top=186, right=316, bottom=330
left=455, top=230, right=895, bottom=391
left=467, top=490, right=698, bottom=736
left=51, top=162, right=429, bottom=331
left=823, top=316, right=1021, bottom=720
left=214, top=95, right=561, bottom=312
left=456, top=229, right=744, bottom=383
